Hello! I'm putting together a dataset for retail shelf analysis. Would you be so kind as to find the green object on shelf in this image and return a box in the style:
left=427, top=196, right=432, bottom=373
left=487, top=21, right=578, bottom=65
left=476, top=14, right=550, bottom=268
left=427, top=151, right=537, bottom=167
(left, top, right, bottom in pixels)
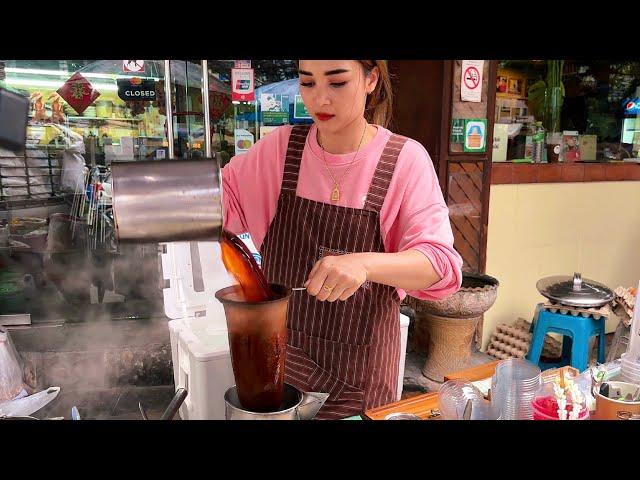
left=0, top=271, right=29, bottom=313
left=512, top=158, right=533, bottom=163
left=527, top=60, right=565, bottom=134
left=0, top=271, right=25, bottom=295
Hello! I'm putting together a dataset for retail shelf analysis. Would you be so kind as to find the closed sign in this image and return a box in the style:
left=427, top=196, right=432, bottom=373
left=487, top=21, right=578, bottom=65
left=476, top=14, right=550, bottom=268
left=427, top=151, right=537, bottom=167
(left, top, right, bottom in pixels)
left=117, top=78, right=156, bottom=102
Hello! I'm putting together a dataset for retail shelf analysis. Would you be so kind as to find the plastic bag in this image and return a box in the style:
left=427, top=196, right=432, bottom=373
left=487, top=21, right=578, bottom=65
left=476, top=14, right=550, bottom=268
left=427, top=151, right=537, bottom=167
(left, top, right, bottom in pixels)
left=60, top=139, right=87, bottom=193
left=54, top=124, right=87, bottom=193
left=0, top=327, right=25, bottom=402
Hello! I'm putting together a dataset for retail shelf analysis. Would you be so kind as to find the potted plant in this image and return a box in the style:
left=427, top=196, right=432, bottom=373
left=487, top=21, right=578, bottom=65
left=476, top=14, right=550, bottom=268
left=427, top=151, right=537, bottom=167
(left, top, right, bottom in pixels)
left=528, top=60, right=565, bottom=161
left=528, top=60, right=565, bottom=131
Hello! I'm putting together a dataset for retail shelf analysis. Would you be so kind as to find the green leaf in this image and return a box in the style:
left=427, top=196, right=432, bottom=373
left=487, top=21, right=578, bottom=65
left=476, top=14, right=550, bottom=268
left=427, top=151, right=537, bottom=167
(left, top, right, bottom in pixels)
left=528, top=79, right=547, bottom=120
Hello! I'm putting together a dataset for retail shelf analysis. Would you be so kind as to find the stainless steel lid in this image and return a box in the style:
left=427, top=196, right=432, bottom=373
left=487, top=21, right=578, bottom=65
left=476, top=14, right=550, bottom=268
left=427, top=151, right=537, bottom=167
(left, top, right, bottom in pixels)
left=536, top=272, right=614, bottom=308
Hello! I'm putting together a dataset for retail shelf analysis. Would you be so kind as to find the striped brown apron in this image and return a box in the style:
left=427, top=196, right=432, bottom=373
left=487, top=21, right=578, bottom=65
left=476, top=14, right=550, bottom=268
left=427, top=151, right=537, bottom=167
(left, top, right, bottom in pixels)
left=261, top=125, right=408, bottom=419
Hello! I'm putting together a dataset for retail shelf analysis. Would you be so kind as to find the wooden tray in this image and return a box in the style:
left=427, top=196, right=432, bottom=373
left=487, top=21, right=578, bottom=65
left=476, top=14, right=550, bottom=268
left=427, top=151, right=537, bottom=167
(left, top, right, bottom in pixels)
left=444, top=360, right=500, bottom=382
left=362, top=391, right=441, bottom=420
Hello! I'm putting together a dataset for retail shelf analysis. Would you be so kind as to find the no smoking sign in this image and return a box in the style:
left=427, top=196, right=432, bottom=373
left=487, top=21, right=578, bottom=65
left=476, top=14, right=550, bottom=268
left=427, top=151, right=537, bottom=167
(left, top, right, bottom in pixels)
left=123, top=60, right=145, bottom=73
left=460, top=60, right=484, bottom=103
left=464, top=66, right=480, bottom=89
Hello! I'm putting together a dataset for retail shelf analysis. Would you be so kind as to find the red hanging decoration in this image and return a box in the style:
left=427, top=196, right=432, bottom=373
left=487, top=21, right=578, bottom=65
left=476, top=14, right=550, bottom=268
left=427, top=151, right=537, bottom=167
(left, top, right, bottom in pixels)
left=56, top=72, right=101, bottom=115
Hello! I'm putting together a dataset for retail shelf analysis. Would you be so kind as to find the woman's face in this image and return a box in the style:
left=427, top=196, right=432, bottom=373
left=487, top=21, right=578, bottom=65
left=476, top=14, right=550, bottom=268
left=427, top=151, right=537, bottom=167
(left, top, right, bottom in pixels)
left=298, top=60, right=379, bottom=135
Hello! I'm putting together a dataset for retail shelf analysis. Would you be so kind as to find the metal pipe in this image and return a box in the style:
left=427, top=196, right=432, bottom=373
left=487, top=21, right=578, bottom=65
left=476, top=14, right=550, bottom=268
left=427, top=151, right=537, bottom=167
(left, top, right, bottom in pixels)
left=160, top=388, right=188, bottom=420
left=163, top=60, right=175, bottom=160
left=201, top=60, right=212, bottom=158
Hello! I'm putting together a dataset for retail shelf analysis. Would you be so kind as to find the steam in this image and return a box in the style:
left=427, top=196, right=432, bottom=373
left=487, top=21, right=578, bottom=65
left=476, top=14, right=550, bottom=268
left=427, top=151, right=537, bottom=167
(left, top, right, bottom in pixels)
left=2, top=210, right=173, bottom=401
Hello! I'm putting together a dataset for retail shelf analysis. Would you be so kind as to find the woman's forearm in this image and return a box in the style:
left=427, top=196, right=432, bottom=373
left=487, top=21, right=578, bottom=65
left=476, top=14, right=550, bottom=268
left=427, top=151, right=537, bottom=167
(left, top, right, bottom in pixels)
left=356, top=249, right=441, bottom=292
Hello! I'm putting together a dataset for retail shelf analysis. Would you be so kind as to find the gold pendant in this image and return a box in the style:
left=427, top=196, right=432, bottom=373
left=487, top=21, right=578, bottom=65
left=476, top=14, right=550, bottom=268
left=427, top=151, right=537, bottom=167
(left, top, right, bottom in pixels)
left=330, top=185, right=340, bottom=202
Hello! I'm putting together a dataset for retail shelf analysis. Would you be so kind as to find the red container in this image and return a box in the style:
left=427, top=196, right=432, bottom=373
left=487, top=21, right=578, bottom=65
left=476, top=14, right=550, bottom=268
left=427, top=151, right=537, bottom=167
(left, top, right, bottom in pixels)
left=531, top=395, right=589, bottom=420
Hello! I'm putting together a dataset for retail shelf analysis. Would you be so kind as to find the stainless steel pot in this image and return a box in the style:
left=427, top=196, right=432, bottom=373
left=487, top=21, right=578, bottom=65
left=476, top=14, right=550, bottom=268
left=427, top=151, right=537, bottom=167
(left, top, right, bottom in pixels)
left=111, top=159, right=223, bottom=243
left=224, top=383, right=329, bottom=420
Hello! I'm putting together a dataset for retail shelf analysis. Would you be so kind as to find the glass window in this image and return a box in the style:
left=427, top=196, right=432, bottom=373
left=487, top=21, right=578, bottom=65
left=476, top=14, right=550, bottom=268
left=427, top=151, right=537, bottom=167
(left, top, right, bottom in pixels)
left=492, top=60, right=640, bottom=163
left=0, top=59, right=311, bottom=325
left=206, top=60, right=311, bottom=167
left=1, top=59, right=172, bottom=324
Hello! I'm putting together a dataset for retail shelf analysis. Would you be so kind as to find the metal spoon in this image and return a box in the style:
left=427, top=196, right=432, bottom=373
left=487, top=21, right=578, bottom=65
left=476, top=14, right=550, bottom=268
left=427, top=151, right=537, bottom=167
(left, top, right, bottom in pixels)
left=462, top=399, right=473, bottom=420
left=138, top=401, right=148, bottom=420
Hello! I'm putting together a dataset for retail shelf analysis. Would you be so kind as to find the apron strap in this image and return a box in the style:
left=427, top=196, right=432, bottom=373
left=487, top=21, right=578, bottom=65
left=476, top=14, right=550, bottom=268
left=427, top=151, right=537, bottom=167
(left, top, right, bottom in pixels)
left=281, top=124, right=312, bottom=194
left=363, top=133, right=409, bottom=213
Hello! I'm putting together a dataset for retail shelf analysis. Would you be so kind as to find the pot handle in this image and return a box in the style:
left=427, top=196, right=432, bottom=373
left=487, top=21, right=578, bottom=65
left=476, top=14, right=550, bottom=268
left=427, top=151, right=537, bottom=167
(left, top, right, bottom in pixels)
left=296, top=391, right=329, bottom=420
left=572, top=272, right=582, bottom=291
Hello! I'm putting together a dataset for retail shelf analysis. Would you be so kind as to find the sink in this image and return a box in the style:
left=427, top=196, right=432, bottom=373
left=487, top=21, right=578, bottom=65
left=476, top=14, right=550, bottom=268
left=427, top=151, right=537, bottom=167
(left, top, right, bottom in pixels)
left=507, top=123, right=523, bottom=138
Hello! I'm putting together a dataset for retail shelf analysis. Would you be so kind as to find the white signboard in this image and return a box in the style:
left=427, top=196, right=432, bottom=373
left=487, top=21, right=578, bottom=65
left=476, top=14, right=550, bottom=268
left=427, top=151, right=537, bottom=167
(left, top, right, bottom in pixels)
left=461, top=60, right=484, bottom=103
left=234, top=128, right=254, bottom=155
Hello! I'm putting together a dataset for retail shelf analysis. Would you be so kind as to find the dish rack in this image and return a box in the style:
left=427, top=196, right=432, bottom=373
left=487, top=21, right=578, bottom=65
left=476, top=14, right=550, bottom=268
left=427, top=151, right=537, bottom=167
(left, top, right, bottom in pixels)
left=0, top=145, right=62, bottom=204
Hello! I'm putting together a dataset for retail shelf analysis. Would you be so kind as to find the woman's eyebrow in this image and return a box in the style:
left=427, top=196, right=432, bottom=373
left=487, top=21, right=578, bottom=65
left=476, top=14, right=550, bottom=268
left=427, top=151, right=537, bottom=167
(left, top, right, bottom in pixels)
left=297, top=68, right=350, bottom=76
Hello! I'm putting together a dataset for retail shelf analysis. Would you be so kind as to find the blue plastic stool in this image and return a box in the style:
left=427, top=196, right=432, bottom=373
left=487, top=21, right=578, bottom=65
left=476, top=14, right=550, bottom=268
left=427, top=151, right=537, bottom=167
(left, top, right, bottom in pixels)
left=526, top=304, right=606, bottom=372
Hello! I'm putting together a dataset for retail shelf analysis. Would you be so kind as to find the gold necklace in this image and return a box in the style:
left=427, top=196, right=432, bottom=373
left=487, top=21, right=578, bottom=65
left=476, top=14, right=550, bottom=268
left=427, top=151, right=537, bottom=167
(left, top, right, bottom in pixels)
left=318, top=122, right=368, bottom=203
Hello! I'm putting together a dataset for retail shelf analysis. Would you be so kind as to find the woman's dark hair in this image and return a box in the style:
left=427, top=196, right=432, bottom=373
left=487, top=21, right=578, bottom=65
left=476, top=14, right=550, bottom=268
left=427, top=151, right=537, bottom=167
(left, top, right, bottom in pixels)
left=296, top=60, right=394, bottom=128
left=358, top=60, right=393, bottom=128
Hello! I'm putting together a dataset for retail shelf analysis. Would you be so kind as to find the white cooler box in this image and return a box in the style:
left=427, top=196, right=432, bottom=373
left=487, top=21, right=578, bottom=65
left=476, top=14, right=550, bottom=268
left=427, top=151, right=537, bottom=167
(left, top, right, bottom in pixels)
left=163, top=241, right=235, bottom=420
left=163, top=239, right=410, bottom=420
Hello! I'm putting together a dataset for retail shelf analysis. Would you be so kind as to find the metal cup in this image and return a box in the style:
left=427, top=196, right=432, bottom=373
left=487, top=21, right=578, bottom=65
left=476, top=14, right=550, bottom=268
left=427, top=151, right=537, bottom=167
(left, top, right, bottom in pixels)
left=111, top=159, right=223, bottom=243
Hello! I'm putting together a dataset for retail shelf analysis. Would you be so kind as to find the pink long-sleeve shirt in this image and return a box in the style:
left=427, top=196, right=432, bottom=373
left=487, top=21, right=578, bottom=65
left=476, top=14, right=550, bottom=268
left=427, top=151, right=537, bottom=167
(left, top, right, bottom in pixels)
left=222, top=123, right=462, bottom=301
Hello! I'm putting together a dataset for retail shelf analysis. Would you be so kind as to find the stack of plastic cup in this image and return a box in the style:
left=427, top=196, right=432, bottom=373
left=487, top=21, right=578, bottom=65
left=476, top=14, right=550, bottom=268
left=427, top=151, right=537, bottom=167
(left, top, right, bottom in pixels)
left=438, top=380, right=499, bottom=420
left=491, top=358, right=541, bottom=420
left=620, top=284, right=640, bottom=384
left=620, top=353, right=640, bottom=385
left=438, top=380, right=484, bottom=420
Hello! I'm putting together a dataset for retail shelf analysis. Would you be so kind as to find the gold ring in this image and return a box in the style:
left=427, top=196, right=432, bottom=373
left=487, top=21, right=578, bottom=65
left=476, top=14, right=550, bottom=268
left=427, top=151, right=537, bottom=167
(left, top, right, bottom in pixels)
left=323, top=285, right=334, bottom=292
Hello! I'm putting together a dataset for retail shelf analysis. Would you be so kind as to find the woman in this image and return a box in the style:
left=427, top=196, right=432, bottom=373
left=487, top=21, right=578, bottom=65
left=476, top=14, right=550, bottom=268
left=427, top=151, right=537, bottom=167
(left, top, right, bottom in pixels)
left=222, top=60, right=462, bottom=419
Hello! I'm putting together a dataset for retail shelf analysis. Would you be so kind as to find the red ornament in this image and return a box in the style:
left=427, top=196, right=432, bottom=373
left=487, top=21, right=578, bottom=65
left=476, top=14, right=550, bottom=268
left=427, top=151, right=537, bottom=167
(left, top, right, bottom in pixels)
left=209, top=91, right=231, bottom=121
left=57, top=72, right=101, bottom=115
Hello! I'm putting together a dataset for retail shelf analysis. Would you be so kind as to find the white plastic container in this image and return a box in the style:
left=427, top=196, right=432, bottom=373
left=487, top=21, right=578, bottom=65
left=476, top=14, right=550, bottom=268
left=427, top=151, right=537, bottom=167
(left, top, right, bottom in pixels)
left=163, top=239, right=410, bottom=419
left=163, top=241, right=236, bottom=420
left=398, top=312, right=410, bottom=401
left=168, top=317, right=235, bottom=419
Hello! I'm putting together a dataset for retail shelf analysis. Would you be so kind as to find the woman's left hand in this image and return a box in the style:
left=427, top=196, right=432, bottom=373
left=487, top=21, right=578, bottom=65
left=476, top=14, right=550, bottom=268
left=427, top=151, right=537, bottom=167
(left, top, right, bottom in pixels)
left=304, top=254, right=368, bottom=302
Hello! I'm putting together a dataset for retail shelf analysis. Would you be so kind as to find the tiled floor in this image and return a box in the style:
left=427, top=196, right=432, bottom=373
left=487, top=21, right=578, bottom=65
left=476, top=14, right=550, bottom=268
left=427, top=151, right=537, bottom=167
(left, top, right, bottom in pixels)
left=401, top=349, right=495, bottom=399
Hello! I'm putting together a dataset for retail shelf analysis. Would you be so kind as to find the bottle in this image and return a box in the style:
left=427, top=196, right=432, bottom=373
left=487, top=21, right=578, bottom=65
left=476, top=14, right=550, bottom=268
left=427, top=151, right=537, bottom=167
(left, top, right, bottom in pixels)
left=523, top=122, right=535, bottom=162
left=532, top=121, right=545, bottom=163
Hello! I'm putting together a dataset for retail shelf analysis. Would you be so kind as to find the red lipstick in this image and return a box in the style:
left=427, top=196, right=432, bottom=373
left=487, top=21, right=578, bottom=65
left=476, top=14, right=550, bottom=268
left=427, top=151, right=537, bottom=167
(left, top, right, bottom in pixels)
left=315, top=113, right=334, bottom=121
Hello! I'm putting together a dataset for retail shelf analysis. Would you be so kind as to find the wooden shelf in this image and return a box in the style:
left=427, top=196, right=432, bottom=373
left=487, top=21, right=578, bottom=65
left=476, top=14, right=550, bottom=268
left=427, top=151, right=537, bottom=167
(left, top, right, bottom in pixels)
left=492, top=161, right=640, bottom=184
left=67, top=116, right=141, bottom=122
left=29, top=115, right=141, bottom=122
left=496, top=92, right=527, bottom=100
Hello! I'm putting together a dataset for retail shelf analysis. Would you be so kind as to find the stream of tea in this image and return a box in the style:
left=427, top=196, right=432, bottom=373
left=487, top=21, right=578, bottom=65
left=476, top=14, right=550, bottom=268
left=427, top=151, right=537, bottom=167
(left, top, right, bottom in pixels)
left=220, top=229, right=275, bottom=302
